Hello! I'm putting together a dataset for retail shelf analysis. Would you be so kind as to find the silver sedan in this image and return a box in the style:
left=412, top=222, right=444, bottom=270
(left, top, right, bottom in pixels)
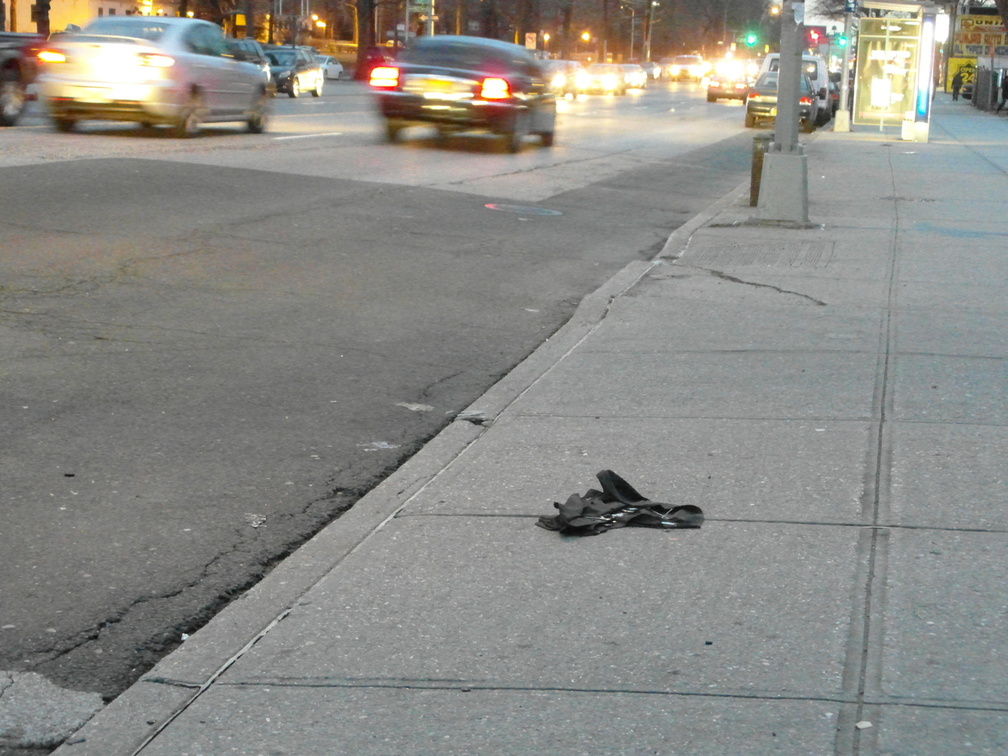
left=36, top=17, right=271, bottom=137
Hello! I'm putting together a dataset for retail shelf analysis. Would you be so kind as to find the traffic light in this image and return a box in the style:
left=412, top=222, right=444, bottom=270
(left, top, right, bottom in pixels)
left=745, top=32, right=758, bottom=47
left=836, top=34, right=848, bottom=47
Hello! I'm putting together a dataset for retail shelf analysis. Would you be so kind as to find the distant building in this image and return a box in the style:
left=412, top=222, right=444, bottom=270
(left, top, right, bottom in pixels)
left=5, top=0, right=180, bottom=34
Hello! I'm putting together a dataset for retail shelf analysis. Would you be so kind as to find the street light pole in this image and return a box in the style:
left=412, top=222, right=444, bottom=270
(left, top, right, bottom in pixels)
left=835, top=2, right=854, bottom=131
left=644, top=1, right=657, bottom=61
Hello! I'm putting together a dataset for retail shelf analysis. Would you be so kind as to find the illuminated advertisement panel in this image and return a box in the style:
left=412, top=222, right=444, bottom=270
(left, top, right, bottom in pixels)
left=853, top=16, right=921, bottom=126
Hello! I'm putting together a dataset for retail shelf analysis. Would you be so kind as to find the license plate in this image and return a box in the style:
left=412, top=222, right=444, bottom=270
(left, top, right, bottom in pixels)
left=770, top=107, right=777, bottom=116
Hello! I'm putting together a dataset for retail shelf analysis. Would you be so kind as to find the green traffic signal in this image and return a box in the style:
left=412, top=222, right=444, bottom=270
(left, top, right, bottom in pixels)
left=745, top=33, right=758, bottom=46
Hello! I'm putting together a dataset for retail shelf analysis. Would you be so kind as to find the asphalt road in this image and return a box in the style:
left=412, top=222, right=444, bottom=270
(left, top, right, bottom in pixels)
left=1, top=80, right=757, bottom=748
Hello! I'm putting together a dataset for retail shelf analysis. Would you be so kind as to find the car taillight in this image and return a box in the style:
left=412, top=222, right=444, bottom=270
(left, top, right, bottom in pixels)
left=37, top=49, right=66, bottom=64
left=799, top=95, right=812, bottom=104
left=480, top=77, right=510, bottom=100
left=140, top=53, right=175, bottom=68
left=369, top=66, right=400, bottom=89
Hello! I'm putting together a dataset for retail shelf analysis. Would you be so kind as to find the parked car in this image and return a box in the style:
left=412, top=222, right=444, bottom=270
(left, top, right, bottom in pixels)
left=369, top=35, right=556, bottom=152
left=760, top=53, right=831, bottom=125
left=228, top=37, right=271, bottom=83
left=543, top=59, right=582, bottom=96
left=578, top=63, right=627, bottom=95
left=620, top=63, right=648, bottom=89
left=317, top=55, right=344, bottom=80
left=35, top=17, right=270, bottom=136
left=1, top=31, right=44, bottom=126
left=744, top=70, right=818, bottom=132
left=264, top=45, right=324, bottom=97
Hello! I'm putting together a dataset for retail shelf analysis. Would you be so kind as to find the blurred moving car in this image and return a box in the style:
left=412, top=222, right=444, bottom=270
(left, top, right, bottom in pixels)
left=228, top=37, right=271, bottom=83
left=707, top=73, right=749, bottom=101
left=620, top=63, right=648, bottom=89
left=35, top=17, right=270, bottom=136
left=744, top=70, right=818, bottom=132
left=578, top=63, right=627, bottom=95
left=543, top=59, right=582, bottom=96
left=264, top=45, right=324, bottom=97
left=355, top=45, right=393, bottom=81
left=667, top=54, right=706, bottom=81
left=369, top=35, right=556, bottom=152
left=707, top=59, right=752, bottom=102
left=317, top=55, right=344, bottom=80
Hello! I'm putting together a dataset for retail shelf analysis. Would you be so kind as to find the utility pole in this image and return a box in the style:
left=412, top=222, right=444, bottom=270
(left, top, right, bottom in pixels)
left=834, top=0, right=855, bottom=131
left=755, top=0, right=810, bottom=224
left=644, top=0, right=655, bottom=61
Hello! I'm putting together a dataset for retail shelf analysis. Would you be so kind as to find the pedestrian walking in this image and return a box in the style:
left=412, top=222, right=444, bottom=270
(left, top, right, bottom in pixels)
left=997, top=72, right=1008, bottom=112
left=951, top=70, right=963, bottom=101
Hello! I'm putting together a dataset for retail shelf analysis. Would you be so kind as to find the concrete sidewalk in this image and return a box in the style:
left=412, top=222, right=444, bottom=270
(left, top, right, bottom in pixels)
left=53, top=97, right=1008, bottom=755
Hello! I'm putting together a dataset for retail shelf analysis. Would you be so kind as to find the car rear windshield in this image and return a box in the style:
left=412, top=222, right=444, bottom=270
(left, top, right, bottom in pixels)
left=767, top=58, right=821, bottom=80
left=400, top=42, right=523, bottom=72
left=82, top=19, right=169, bottom=42
left=755, top=72, right=812, bottom=92
left=267, top=50, right=296, bottom=66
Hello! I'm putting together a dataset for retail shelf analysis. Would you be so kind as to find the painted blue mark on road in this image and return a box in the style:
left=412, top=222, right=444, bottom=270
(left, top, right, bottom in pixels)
left=914, top=221, right=1008, bottom=238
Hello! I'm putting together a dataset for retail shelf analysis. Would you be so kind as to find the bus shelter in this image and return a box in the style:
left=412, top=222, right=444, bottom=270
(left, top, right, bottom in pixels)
left=853, top=0, right=940, bottom=141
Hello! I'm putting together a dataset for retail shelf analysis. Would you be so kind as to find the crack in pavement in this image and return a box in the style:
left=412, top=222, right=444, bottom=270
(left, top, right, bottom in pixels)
left=705, top=269, right=828, bottom=306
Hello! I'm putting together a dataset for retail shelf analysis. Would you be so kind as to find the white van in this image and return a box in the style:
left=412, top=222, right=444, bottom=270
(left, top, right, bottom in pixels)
left=760, top=53, right=831, bottom=125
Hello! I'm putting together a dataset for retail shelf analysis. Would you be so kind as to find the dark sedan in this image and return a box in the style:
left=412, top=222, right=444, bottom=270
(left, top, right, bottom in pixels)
left=744, top=71, right=818, bottom=133
left=264, top=46, right=323, bottom=98
left=369, top=35, right=556, bottom=152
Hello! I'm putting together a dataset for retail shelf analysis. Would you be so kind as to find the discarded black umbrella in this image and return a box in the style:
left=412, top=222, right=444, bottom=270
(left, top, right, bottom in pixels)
left=536, top=470, right=704, bottom=536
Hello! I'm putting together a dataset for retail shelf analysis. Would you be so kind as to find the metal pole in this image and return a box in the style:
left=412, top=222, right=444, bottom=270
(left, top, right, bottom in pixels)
left=755, top=0, right=810, bottom=224
left=773, top=0, right=802, bottom=153
left=835, top=9, right=854, bottom=131
left=644, top=0, right=655, bottom=61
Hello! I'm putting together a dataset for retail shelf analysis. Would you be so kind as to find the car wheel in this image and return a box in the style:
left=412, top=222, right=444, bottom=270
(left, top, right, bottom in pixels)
left=540, top=129, right=555, bottom=147
left=247, top=91, right=270, bottom=133
left=289, top=78, right=300, bottom=98
left=506, top=111, right=530, bottom=153
left=173, top=92, right=203, bottom=138
left=0, top=69, right=28, bottom=127
left=52, top=116, right=76, bottom=133
left=383, top=119, right=403, bottom=142
left=744, top=112, right=756, bottom=128
left=800, top=118, right=815, bottom=134
left=707, top=92, right=716, bottom=102
left=312, top=76, right=323, bottom=97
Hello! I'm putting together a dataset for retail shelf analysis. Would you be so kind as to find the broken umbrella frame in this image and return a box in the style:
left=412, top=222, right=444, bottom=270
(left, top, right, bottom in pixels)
left=537, top=470, right=704, bottom=536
